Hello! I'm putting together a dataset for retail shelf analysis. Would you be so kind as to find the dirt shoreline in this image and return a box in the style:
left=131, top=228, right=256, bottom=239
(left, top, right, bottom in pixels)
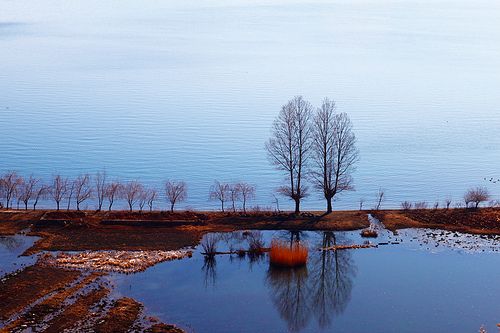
left=1, top=208, right=500, bottom=254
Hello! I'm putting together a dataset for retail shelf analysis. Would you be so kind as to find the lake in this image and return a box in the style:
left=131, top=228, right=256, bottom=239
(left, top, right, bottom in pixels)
left=1, top=0, right=500, bottom=211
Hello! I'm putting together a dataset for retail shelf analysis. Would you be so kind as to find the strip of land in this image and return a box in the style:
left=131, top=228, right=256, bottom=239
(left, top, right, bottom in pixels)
left=2, top=208, right=500, bottom=255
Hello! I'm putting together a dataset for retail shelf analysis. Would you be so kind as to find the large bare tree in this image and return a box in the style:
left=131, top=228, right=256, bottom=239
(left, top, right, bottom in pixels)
left=0, top=171, right=23, bottom=209
left=311, top=99, right=359, bottom=213
left=165, top=180, right=187, bottom=212
left=209, top=181, right=229, bottom=212
left=266, top=96, right=313, bottom=214
left=50, top=175, right=67, bottom=211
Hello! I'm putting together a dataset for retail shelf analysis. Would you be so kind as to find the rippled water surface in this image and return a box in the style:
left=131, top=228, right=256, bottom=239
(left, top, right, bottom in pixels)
left=1, top=0, right=500, bottom=210
left=110, top=229, right=500, bottom=332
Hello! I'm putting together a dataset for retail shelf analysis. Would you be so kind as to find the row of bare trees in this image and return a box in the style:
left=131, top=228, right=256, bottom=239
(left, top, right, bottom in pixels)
left=400, top=187, right=493, bottom=211
left=0, top=171, right=188, bottom=212
left=209, top=181, right=256, bottom=213
left=266, top=96, right=359, bottom=213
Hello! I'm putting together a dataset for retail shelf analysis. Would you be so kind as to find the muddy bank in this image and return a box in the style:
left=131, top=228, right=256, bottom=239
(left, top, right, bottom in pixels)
left=0, top=210, right=369, bottom=255
left=372, top=208, right=500, bottom=235
left=0, top=264, right=185, bottom=332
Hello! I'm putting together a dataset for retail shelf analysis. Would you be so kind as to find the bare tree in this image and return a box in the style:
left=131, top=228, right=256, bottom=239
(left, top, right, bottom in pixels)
left=236, top=182, right=255, bottom=213
left=444, top=198, right=452, bottom=210
left=147, top=188, right=158, bottom=212
left=95, top=170, right=106, bottom=211
left=209, top=181, right=230, bottom=212
left=66, top=179, right=76, bottom=211
left=464, top=187, right=490, bottom=209
left=50, top=175, right=67, bottom=211
left=33, top=183, right=48, bottom=210
left=138, top=189, right=147, bottom=212
left=0, top=171, right=23, bottom=209
left=311, top=99, right=359, bottom=213
left=123, top=181, right=143, bottom=212
left=105, top=182, right=122, bottom=211
left=228, top=184, right=241, bottom=212
left=374, top=189, right=385, bottom=210
left=359, top=198, right=365, bottom=211
left=18, top=175, right=39, bottom=210
left=165, top=181, right=187, bottom=212
left=74, top=174, right=92, bottom=211
left=266, top=96, right=313, bottom=213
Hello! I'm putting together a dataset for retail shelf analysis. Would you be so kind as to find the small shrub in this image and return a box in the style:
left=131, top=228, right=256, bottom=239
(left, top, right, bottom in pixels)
left=247, top=231, right=265, bottom=255
left=414, top=202, right=428, bottom=210
left=201, top=234, right=219, bottom=257
left=269, top=240, right=308, bottom=267
left=401, top=201, right=412, bottom=210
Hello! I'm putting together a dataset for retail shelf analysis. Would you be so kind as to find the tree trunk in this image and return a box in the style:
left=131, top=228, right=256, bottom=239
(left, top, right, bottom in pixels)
left=56, top=202, right=60, bottom=211
left=294, top=199, right=300, bottom=214
left=326, top=197, right=332, bottom=213
left=170, top=202, right=174, bottom=213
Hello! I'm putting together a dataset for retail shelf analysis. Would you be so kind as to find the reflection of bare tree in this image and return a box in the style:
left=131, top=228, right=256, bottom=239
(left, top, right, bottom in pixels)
left=202, top=256, right=217, bottom=289
left=0, top=236, right=23, bottom=251
left=266, top=266, right=311, bottom=332
left=266, top=231, right=356, bottom=332
left=309, top=232, right=356, bottom=329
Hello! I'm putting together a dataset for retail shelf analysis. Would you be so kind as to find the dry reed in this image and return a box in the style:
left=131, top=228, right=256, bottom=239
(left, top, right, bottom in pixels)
left=269, top=239, right=308, bottom=267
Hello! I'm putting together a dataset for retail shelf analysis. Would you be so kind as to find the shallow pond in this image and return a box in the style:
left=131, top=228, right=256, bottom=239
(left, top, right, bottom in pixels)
left=0, top=234, right=39, bottom=277
left=109, top=229, right=500, bottom=333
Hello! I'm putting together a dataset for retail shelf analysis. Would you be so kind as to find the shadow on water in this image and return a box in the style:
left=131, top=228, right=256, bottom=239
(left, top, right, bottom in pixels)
left=266, top=231, right=356, bottom=332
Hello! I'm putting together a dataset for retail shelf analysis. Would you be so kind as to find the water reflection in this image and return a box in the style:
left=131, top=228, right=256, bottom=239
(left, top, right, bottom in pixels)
left=0, top=235, right=24, bottom=251
left=266, top=231, right=356, bottom=332
left=198, top=230, right=357, bottom=331
left=202, top=256, right=217, bottom=288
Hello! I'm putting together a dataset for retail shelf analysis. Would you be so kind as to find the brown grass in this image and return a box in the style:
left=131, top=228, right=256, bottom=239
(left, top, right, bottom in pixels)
left=269, top=240, right=308, bottom=267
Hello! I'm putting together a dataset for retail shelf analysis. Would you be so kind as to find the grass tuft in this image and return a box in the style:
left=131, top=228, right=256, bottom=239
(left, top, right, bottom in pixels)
left=269, top=240, right=308, bottom=267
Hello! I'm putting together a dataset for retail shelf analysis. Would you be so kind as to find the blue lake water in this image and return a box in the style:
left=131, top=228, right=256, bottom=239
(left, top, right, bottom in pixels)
left=110, top=229, right=500, bottom=333
left=1, top=0, right=500, bottom=211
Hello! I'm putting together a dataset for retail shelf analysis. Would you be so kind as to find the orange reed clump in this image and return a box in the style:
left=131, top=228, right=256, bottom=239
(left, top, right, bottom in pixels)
left=269, top=240, right=308, bottom=267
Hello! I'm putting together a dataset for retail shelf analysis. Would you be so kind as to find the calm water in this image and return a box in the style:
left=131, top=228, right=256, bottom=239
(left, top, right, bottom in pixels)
left=110, top=229, right=500, bottom=332
left=0, top=234, right=38, bottom=276
left=1, top=0, right=500, bottom=210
